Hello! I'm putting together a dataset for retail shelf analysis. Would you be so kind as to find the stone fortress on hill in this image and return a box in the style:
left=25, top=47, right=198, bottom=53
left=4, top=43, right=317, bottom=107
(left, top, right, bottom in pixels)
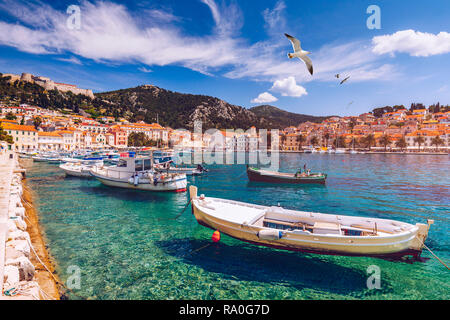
left=3, top=72, right=94, bottom=99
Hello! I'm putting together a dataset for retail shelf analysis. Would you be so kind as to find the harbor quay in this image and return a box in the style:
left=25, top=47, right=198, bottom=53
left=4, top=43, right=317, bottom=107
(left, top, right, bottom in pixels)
left=0, top=147, right=59, bottom=300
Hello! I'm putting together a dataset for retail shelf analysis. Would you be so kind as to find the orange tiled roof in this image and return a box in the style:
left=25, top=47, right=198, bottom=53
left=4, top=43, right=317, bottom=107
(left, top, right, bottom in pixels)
left=38, top=132, right=62, bottom=137
left=1, top=123, right=37, bottom=132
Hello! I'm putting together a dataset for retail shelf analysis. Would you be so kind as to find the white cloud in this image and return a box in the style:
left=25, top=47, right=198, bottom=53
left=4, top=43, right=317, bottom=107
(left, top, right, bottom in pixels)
left=270, top=76, right=307, bottom=97
left=263, top=1, right=286, bottom=35
left=251, top=92, right=278, bottom=104
left=138, top=67, right=153, bottom=73
left=56, top=56, right=83, bottom=65
left=372, top=30, right=450, bottom=57
left=0, top=0, right=400, bottom=85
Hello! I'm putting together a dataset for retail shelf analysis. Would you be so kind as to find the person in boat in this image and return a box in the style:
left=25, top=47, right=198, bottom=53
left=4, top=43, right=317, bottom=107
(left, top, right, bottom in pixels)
left=295, top=168, right=305, bottom=178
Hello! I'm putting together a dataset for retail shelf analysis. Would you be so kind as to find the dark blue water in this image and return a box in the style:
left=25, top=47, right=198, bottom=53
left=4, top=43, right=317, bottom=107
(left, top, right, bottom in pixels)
left=23, top=153, right=450, bottom=299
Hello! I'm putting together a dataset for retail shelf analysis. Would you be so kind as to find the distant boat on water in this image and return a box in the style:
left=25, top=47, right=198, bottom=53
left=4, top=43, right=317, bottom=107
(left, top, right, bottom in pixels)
left=247, top=166, right=327, bottom=184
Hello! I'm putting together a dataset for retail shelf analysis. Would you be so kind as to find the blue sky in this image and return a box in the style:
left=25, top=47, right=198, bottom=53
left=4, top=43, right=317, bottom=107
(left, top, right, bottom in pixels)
left=0, top=0, right=449, bottom=116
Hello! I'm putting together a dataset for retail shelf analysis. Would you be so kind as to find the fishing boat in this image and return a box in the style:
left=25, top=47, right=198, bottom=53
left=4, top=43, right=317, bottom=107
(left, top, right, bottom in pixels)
left=59, top=160, right=103, bottom=178
left=90, top=154, right=187, bottom=192
left=32, top=152, right=61, bottom=163
left=247, top=166, right=327, bottom=184
left=189, top=186, right=434, bottom=259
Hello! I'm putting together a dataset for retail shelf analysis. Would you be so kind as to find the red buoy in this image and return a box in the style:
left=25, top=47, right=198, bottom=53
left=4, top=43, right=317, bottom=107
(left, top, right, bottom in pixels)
left=211, top=230, right=221, bottom=243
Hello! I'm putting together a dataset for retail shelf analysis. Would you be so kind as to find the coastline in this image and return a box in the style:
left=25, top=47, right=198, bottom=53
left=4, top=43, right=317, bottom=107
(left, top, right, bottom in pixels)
left=21, top=175, right=60, bottom=300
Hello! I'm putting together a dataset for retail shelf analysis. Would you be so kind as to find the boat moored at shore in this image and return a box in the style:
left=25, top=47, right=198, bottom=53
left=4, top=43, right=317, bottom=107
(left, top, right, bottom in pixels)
left=59, top=160, right=104, bottom=178
left=189, top=186, right=434, bottom=260
left=90, top=155, right=187, bottom=192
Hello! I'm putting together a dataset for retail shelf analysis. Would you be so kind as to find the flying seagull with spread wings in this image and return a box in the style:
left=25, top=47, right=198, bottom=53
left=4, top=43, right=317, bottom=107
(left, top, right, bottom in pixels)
left=284, top=33, right=313, bottom=76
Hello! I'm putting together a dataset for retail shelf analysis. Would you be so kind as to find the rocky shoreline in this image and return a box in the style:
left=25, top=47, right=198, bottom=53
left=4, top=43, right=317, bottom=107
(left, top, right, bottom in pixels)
left=1, top=150, right=60, bottom=300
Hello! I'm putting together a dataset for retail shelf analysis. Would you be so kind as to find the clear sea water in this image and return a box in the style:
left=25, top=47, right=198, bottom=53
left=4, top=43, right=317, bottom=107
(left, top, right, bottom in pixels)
left=22, top=153, right=449, bottom=300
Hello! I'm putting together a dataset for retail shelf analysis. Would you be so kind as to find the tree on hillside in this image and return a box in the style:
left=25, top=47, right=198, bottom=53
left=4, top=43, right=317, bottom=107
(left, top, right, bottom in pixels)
left=414, top=136, right=425, bottom=151
left=32, top=116, right=42, bottom=129
left=431, top=136, right=444, bottom=152
left=5, top=112, right=16, bottom=120
left=379, top=134, right=391, bottom=151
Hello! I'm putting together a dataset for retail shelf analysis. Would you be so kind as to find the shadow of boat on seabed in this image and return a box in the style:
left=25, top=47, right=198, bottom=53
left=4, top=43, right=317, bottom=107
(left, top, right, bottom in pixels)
left=155, top=238, right=394, bottom=296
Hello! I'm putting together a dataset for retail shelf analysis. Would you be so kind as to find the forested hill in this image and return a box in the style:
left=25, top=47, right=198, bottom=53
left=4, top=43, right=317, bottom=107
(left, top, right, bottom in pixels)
left=1, top=73, right=327, bottom=129
left=94, top=85, right=264, bottom=129
left=250, top=105, right=329, bottom=128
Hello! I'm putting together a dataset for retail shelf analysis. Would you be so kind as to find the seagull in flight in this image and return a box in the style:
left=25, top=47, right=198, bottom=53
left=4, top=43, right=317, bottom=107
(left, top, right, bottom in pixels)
left=285, top=33, right=313, bottom=76
left=340, top=76, right=350, bottom=85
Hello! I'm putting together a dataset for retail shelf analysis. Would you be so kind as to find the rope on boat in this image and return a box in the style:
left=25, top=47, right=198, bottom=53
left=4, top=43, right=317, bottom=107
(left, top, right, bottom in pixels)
left=157, top=200, right=192, bottom=222
left=416, top=236, right=449, bottom=270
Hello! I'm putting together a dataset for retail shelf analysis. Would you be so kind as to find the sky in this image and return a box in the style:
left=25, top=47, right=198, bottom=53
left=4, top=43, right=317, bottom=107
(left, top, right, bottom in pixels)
left=0, top=0, right=449, bottom=117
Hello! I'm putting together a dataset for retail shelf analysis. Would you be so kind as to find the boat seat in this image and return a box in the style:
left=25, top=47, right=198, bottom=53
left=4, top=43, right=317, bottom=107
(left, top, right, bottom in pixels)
left=313, top=222, right=342, bottom=235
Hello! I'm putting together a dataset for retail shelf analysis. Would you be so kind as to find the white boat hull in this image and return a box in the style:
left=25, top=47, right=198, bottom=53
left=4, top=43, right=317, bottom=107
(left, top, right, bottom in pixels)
left=189, top=187, right=432, bottom=259
left=60, top=165, right=93, bottom=178
left=90, top=170, right=187, bottom=192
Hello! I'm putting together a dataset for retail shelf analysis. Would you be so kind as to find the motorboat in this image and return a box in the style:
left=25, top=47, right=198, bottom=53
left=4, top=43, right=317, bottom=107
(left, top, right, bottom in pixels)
left=189, top=186, right=434, bottom=260
left=60, top=160, right=103, bottom=178
left=247, top=166, right=327, bottom=184
left=90, top=154, right=187, bottom=192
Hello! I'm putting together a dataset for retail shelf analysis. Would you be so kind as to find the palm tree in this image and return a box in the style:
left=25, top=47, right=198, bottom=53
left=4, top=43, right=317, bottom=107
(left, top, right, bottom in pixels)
left=379, top=134, right=391, bottom=151
left=310, top=136, right=319, bottom=148
left=431, top=136, right=444, bottom=152
left=333, top=136, right=346, bottom=148
left=281, top=135, right=287, bottom=150
left=324, top=133, right=330, bottom=148
left=296, top=134, right=306, bottom=150
left=395, top=137, right=407, bottom=152
left=364, top=134, right=376, bottom=151
left=413, top=136, right=425, bottom=151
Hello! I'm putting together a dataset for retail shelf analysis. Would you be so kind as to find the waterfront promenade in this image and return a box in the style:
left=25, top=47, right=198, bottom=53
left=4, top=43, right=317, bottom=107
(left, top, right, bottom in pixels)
left=0, top=149, right=15, bottom=298
left=0, top=149, right=58, bottom=300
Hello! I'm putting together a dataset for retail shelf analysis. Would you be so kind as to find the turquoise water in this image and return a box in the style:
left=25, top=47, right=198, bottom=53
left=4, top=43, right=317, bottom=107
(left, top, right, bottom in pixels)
left=23, top=153, right=449, bottom=300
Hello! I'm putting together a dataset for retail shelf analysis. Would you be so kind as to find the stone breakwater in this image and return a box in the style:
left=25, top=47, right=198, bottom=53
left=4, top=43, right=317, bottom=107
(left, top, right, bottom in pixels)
left=0, top=150, right=59, bottom=300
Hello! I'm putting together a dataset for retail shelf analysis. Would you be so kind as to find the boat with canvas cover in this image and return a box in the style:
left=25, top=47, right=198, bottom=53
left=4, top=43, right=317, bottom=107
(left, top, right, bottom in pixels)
left=189, top=186, right=434, bottom=260
left=247, top=166, right=327, bottom=184
left=90, top=154, right=187, bottom=192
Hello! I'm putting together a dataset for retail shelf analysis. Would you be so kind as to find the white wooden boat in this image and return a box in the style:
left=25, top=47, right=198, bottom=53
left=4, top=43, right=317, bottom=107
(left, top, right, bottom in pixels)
left=189, top=186, right=433, bottom=260
left=90, top=155, right=187, bottom=192
left=59, top=161, right=103, bottom=178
